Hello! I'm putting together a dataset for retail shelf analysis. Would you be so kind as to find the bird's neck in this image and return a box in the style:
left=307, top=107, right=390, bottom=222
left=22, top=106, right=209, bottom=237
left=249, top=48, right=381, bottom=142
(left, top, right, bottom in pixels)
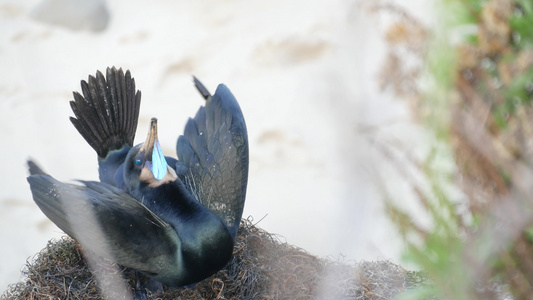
left=138, top=179, right=204, bottom=223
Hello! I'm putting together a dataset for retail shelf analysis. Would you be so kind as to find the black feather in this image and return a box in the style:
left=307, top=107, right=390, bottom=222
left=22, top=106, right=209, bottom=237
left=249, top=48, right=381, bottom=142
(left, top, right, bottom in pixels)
left=69, top=67, right=141, bottom=158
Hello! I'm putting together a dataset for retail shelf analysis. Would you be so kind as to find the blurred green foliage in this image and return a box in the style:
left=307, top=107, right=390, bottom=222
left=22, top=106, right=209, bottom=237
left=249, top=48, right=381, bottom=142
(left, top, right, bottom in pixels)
left=384, top=0, right=533, bottom=299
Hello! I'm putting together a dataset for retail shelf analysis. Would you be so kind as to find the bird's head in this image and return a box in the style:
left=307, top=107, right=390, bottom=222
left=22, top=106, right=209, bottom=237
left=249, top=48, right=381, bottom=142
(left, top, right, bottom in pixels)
left=125, top=118, right=177, bottom=190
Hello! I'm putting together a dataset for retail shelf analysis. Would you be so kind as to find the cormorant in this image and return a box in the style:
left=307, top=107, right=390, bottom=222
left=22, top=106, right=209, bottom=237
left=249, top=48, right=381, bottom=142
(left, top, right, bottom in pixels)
left=27, top=67, right=249, bottom=288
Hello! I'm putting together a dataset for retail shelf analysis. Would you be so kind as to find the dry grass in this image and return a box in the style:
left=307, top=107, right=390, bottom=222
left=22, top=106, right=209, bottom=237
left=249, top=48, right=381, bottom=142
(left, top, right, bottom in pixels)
left=2, top=219, right=424, bottom=299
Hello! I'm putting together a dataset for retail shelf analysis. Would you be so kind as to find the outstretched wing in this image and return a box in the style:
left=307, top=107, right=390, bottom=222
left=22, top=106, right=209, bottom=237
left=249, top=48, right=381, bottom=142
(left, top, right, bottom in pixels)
left=175, top=78, right=249, bottom=238
left=27, top=172, right=180, bottom=276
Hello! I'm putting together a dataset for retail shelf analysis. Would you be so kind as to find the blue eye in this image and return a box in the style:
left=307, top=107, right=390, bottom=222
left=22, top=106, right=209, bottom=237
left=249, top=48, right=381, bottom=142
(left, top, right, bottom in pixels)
left=135, top=159, right=142, bottom=166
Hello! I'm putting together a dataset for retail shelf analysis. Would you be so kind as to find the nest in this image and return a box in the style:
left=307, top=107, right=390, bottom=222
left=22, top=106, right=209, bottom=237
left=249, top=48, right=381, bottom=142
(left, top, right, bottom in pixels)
left=3, top=219, right=424, bottom=299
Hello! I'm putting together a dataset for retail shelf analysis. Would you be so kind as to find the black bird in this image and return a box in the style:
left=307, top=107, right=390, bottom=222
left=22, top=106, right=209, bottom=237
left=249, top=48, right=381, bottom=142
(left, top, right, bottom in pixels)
left=27, top=67, right=249, bottom=287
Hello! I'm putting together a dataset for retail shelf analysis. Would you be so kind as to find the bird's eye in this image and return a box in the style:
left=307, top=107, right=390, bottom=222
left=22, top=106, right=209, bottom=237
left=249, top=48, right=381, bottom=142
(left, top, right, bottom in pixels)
left=135, top=159, right=142, bottom=166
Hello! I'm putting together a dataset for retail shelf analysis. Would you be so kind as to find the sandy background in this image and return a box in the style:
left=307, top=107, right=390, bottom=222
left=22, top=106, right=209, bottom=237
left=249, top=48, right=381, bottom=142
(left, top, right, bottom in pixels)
left=0, top=0, right=433, bottom=291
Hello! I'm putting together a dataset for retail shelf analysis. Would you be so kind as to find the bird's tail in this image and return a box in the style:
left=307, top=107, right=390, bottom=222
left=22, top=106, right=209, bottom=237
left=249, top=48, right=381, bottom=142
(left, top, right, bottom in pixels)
left=69, top=67, right=141, bottom=158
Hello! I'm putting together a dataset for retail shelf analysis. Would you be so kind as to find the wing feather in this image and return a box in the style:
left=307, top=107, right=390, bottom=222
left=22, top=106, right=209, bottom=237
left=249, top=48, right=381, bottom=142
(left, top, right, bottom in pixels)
left=176, top=82, right=248, bottom=238
left=27, top=174, right=180, bottom=275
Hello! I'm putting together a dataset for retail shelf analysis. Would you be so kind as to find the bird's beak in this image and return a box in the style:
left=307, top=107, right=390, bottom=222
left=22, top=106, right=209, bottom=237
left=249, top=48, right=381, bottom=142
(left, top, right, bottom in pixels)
left=141, top=118, right=168, bottom=180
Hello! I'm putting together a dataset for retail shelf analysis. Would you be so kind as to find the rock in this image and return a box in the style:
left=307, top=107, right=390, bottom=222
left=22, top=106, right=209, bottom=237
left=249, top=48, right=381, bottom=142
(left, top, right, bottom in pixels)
left=30, top=0, right=109, bottom=32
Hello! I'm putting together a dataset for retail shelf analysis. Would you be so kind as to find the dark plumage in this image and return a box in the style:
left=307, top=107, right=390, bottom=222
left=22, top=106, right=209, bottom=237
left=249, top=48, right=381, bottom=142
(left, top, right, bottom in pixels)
left=27, top=67, right=249, bottom=288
